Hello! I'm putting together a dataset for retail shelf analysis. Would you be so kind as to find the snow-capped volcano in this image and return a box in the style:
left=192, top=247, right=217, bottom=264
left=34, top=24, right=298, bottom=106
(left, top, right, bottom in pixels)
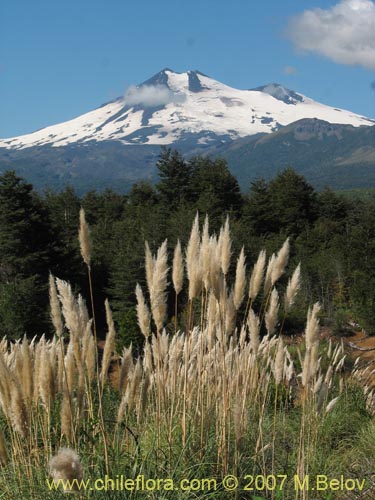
left=1, top=69, right=373, bottom=151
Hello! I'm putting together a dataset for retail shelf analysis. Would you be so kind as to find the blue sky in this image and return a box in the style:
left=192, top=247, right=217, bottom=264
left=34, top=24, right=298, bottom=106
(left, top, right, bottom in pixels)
left=1, top=0, right=374, bottom=137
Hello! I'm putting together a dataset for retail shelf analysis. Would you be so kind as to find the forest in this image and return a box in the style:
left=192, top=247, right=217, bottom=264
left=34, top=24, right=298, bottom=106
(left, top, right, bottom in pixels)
left=1, top=147, right=374, bottom=343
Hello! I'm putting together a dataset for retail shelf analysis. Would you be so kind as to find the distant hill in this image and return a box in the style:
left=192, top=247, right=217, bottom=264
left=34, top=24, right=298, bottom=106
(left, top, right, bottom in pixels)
left=215, top=118, right=375, bottom=191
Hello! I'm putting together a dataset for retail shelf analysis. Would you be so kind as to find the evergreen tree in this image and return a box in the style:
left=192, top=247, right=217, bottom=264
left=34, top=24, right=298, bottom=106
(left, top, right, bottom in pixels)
left=0, top=171, right=59, bottom=337
left=189, top=156, right=243, bottom=220
left=268, top=168, right=317, bottom=235
left=244, top=178, right=276, bottom=235
left=156, top=148, right=193, bottom=210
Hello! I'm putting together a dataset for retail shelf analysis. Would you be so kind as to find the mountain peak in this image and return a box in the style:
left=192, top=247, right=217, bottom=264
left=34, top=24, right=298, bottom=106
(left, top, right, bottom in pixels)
left=140, top=68, right=210, bottom=92
left=252, top=83, right=304, bottom=105
left=140, top=68, right=173, bottom=88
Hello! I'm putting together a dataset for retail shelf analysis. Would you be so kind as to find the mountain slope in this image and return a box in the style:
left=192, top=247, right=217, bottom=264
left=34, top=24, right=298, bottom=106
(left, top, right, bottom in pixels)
left=216, top=119, right=375, bottom=190
left=0, top=69, right=373, bottom=151
left=0, top=69, right=374, bottom=192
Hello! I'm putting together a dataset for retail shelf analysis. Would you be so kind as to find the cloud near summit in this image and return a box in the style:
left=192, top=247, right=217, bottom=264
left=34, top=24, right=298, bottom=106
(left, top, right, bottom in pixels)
left=286, top=0, right=375, bottom=71
left=125, top=84, right=185, bottom=107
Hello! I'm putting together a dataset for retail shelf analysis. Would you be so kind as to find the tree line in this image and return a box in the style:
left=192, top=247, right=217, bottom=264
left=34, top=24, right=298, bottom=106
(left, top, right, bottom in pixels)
left=1, top=147, right=375, bottom=343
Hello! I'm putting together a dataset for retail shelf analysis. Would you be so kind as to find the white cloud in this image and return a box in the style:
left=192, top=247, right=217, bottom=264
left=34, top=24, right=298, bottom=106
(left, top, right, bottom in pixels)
left=286, top=0, right=375, bottom=70
left=124, top=84, right=185, bottom=107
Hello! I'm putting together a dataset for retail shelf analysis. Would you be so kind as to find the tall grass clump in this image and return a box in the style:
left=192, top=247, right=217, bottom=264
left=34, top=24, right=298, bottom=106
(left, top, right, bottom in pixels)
left=0, top=213, right=371, bottom=499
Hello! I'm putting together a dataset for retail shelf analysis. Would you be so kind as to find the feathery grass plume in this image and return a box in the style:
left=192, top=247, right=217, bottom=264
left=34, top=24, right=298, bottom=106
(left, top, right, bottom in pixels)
left=286, top=360, right=294, bottom=383
left=60, top=390, right=73, bottom=440
left=119, top=346, right=133, bottom=394
left=248, top=308, right=260, bottom=355
left=209, top=236, right=221, bottom=297
left=233, top=246, right=246, bottom=310
left=32, top=339, right=42, bottom=404
left=325, top=397, right=339, bottom=414
left=284, top=263, right=301, bottom=312
left=39, top=342, right=53, bottom=409
left=313, top=374, right=324, bottom=395
left=305, top=302, right=321, bottom=348
left=274, top=338, right=284, bottom=385
left=302, top=302, right=321, bottom=387
left=206, top=291, right=218, bottom=346
left=225, top=290, right=236, bottom=336
left=100, top=299, right=116, bottom=386
left=65, top=341, right=76, bottom=394
left=249, top=250, right=266, bottom=300
left=220, top=216, right=232, bottom=276
left=172, top=239, right=184, bottom=295
left=265, top=288, right=280, bottom=336
left=145, top=241, right=154, bottom=293
left=57, top=341, right=65, bottom=393
left=81, top=319, right=93, bottom=366
left=135, top=284, right=151, bottom=338
left=271, top=238, right=290, bottom=286
left=0, top=430, right=7, bottom=466
left=77, top=294, right=89, bottom=329
left=49, top=448, right=83, bottom=493
left=186, top=213, right=202, bottom=300
left=128, top=359, right=142, bottom=410
left=264, top=253, right=276, bottom=293
left=116, top=395, right=127, bottom=424
left=21, top=336, right=32, bottom=405
left=56, top=278, right=81, bottom=339
left=150, top=239, right=169, bottom=333
left=200, top=215, right=211, bottom=288
left=10, top=380, right=28, bottom=438
left=78, top=208, right=91, bottom=268
left=49, top=273, right=63, bottom=337
left=85, top=333, right=96, bottom=384
left=0, top=354, right=11, bottom=419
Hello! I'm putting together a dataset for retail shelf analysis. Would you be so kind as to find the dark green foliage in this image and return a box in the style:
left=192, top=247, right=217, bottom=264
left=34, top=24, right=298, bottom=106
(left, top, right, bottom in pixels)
left=189, top=155, right=243, bottom=218
left=156, top=148, right=193, bottom=210
left=2, top=151, right=375, bottom=339
left=0, top=172, right=61, bottom=336
left=245, top=169, right=317, bottom=236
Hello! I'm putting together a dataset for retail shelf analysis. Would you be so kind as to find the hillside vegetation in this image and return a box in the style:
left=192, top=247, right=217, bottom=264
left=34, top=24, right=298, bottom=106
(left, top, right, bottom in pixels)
left=1, top=149, right=375, bottom=342
left=0, top=202, right=374, bottom=499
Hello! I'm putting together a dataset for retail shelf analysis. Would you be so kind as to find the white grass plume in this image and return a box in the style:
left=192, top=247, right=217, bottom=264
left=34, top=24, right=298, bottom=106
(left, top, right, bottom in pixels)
left=78, top=208, right=91, bottom=268
left=233, top=246, right=246, bottom=310
left=249, top=250, right=266, bottom=300
left=49, top=448, right=83, bottom=493
left=150, top=239, right=169, bottom=333
left=271, top=238, right=290, bottom=286
left=49, top=273, right=63, bottom=337
left=135, top=284, right=151, bottom=338
left=284, top=263, right=301, bottom=312
left=265, top=288, right=280, bottom=336
left=172, top=240, right=184, bottom=295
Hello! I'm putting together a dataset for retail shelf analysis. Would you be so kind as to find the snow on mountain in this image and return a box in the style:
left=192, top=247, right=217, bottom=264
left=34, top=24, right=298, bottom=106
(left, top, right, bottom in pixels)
left=1, top=69, right=373, bottom=151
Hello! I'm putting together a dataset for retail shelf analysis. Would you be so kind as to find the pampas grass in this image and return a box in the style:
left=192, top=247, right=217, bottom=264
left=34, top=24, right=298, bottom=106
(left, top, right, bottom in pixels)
left=249, top=249, right=266, bottom=301
left=149, top=240, right=169, bottom=334
left=135, top=284, right=151, bottom=338
left=0, top=211, right=368, bottom=500
left=100, top=299, right=116, bottom=387
left=49, top=448, right=83, bottom=493
left=233, top=246, right=246, bottom=310
left=78, top=208, right=91, bottom=268
left=172, top=239, right=184, bottom=296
